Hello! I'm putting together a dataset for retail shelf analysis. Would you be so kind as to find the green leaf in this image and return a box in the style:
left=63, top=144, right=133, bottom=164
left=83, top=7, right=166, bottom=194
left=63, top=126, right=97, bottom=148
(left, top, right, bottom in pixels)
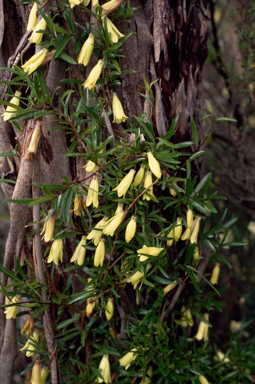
left=215, top=117, right=237, bottom=122
left=0, top=179, right=16, bottom=184
left=191, top=118, right=198, bottom=147
left=64, top=187, right=74, bottom=223
left=52, top=35, right=70, bottom=60
left=54, top=313, right=80, bottom=330
left=0, top=152, right=18, bottom=157
left=58, top=52, right=77, bottom=65
left=194, top=173, right=212, bottom=194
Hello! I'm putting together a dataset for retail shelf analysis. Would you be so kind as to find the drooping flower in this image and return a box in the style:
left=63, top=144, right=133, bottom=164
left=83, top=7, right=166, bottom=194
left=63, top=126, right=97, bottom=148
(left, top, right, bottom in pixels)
left=195, top=313, right=210, bottom=341
left=86, top=175, right=99, bottom=208
left=71, top=194, right=83, bottom=216
left=105, top=298, right=114, bottom=321
left=27, top=2, right=38, bottom=31
left=193, top=246, right=200, bottom=261
left=167, top=227, right=174, bottom=246
left=190, top=216, right=201, bottom=244
left=92, top=0, right=99, bottom=5
left=70, top=236, right=86, bottom=265
left=112, top=92, right=128, bottom=123
left=97, top=354, right=111, bottom=383
left=119, top=348, right=138, bottom=370
left=86, top=278, right=97, bottom=317
left=77, top=33, right=94, bottom=67
left=68, top=0, right=82, bottom=8
left=113, top=169, right=136, bottom=197
left=20, top=330, right=40, bottom=357
left=103, top=209, right=124, bottom=236
left=147, top=152, right=161, bottom=179
left=40, top=211, right=55, bottom=243
left=87, top=216, right=109, bottom=246
left=2, top=91, right=21, bottom=121
left=181, top=227, right=192, bottom=241
left=186, top=207, right=193, bottom=229
left=47, top=239, right=63, bottom=265
left=83, top=0, right=90, bottom=5
left=140, top=367, right=153, bottom=384
left=21, top=48, right=48, bottom=75
left=94, top=238, right=105, bottom=267
left=125, top=216, right=137, bottom=243
left=174, top=217, right=182, bottom=242
left=143, top=171, right=154, bottom=201
left=27, top=120, right=41, bottom=158
left=115, top=203, right=123, bottom=215
left=137, top=245, right=164, bottom=262
left=179, top=306, right=194, bottom=327
left=103, top=17, right=124, bottom=45
left=30, top=360, right=41, bottom=384
left=134, top=164, right=145, bottom=187
left=84, top=159, right=99, bottom=173
left=126, top=264, right=151, bottom=289
left=40, top=367, right=48, bottom=384
left=213, top=350, right=230, bottom=363
left=29, top=17, right=47, bottom=44
left=198, top=375, right=210, bottom=384
left=101, top=0, right=125, bottom=17
left=21, top=315, right=34, bottom=336
left=82, top=59, right=104, bottom=90
left=163, top=281, right=177, bottom=295
left=4, top=295, right=20, bottom=319
left=210, top=263, right=220, bottom=285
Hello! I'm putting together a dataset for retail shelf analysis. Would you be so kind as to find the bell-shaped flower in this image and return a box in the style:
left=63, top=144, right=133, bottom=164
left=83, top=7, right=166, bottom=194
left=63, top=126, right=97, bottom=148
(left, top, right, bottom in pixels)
left=187, top=207, right=193, bottom=229
left=112, top=92, right=128, bottom=123
left=84, top=159, right=99, bottom=173
left=47, top=239, right=63, bottom=265
left=83, top=0, right=90, bottom=5
left=198, top=375, right=210, bottom=384
left=113, top=169, right=135, bottom=197
left=179, top=306, right=194, bottom=327
left=174, top=217, right=182, bottom=242
left=147, top=152, right=161, bottom=179
left=71, top=194, right=83, bottom=216
left=97, top=354, right=111, bottom=383
left=77, top=33, right=94, bottom=67
left=83, top=59, right=103, bottom=90
left=210, top=263, right=220, bottom=285
left=87, top=216, right=109, bottom=246
left=190, top=216, right=201, bottom=244
left=70, top=236, right=86, bottom=265
left=167, top=227, right=174, bottom=246
left=103, top=17, right=124, bottom=45
left=143, top=171, right=154, bottom=201
left=103, top=209, right=124, bottom=237
left=119, top=348, right=138, bottom=370
left=40, top=211, right=55, bottom=243
left=31, top=360, right=41, bottom=384
left=140, top=367, right=153, bottom=384
left=163, top=281, right=177, bottom=295
left=68, top=0, right=82, bottom=7
left=27, top=2, right=38, bottom=31
left=40, top=367, right=48, bottom=384
left=125, top=216, right=137, bottom=243
left=86, top=175, right=99, bottom=208
left=94, top=238, right=105, bottom=267
left=195, top=313, right=210, bottom=341
left=21, top=48, right=48, bottom=75
left=134, top=164, right=145, bottom=187
left=105, top=298, right=114, bottom=321
left=4, top=295, right=20, bottom=319
left=2, top=91, right=21, bottom=121
left=29, top=17, right=47, bottom=44
left=27, top=120, right=41, bottom=159
left=115, top=203, right=123, bottom=215
left=101, top=0, right=124, bottom=17
left=213, top=350, right=230, bottom=363
left=138, top=245, right=164, bottom=262
left=20, top=330, right=40, bottom=357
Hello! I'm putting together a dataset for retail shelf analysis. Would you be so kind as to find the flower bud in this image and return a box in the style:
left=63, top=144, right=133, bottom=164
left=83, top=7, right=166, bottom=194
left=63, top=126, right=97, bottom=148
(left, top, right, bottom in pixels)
left=70, top=236, right=86, bottom=265
left=97, top=354, right=111, bottom=383
left=143, top=171, right=154, bottom=201
left=72, top=194, right=83, bottom=216
left=101, top=0, right=125, bottom=17
left=47, top=239, right=63, bottom=265
left=174, top=217, right=182, bottom=242
left=40, top=367, right=48, bottom=384
left=193, top=246, right=200, bottom=261
left=213, top=350, right=230, bottom=363
left=82, top=59, right=103, bottom=90
left=125, top=216, right=137, bottom=243
left=21, top=314, right=34, bottom=336
left=27, top=2, right=38, bottom=32
left=195, top=313, right=210, bottom=341
left=77, top=33, right=94, bottom=67
left=167, top=227, right=174, bottom=246
left=163, top=281, right=177, bottom=295
left=94, top=238, right=105, bottom=267
left=134, top=164, right=145, bottom=187
left=186, top=207, right=193, bottom=228
left=179, top=306, right=194, bottom=327
left=105, top=298, right=114, bottom=321
left=27, top=120, right=41, bottom=157
left=210, top=263, right=220, bottom=285
left=112, top=91, right=127, bottom=122
left=2, top=91, right=21, bottom=121
left=190, top=216, right=201, bottom=244
left=40, top=211, right=55, bottom=243
left=198, top=375, right=210, bottom=384
left=169, top=183, right=177, bottom=197
left=147, top=152, right=161, bottom=179
left=31, top=360, right=41, bottom=384
left=140, top=367, right=153, bottom=384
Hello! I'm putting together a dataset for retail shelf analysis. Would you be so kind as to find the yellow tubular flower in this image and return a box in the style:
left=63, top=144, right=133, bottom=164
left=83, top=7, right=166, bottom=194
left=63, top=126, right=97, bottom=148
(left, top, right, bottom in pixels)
left=92, top=0, right=99, bottom=5
left=179, top=306, right=194, bottom=327
left=28, top=120, right=41, bottom=156
left=140, top=367, right=153, bottom=384
left=105, top=298, right=114, bottom=321
left=40, top=211, right=55, bottom=243
left=2, top=91, right=21, bottom=121
left=210, top=263, right=220, bottom=285
left=83, top=0, right=90, bottom=6
left=103, top=17, right=125, bottom=45
left=4, top=295, right=20, bottom=320
left=113, top=169, right=136, bottom=197
left=112, top=92, right=128, bottom=123
left=77, top=33, right=94, bottom=67
left=70, top=236, right=86, bottom=265
left=143, top=171, right=154, bottom=201
left=147, top=152, right=161, bottom=179
left=20, top=330, right=40, bottom=357
left=119, top=348, right=138, bottom=370
left=115, top=203, right=123, bottom=215
left=87, top=216, right=109, bottom=246
left=213, top=350, right=230, bottom=363
left=163, top=281, right=177, bottom=295
left=29, top=17, right=47, bottom=44
left=31, top=360, right=41, bottom=384
left=72, top=194, right=83, bottom=216
left=86, top=176, right=99, bottom=208
left=193, top=246, right=200, bottom=261
left=195, top=314, right=210, bottom=341
left=101, top=0, right=125, bottom=17
left=198, top=375, right=210, bottom=384
left=187, top=207, right=193, bottom=229
left=181, top=227, right=192, bottom=241
left=40, top=367, right=48, bottom=384
left=27, top=2, right=38, bottom=31
left=134, top=164, right=145, bottom=187
left=167, top=227, right=174, bottom=246
left=47, top=239, right=63, bottom=265
left=103, top=210, right=124, bottom=236
left=94, top=239, right=105, bottom=267
left=21, top=315, right=34, bottom=336
left=21, top=48, right=48, bottom=75
left=138, top=245, right=164, bottom=262
left=83, top=59, right=104, bottom=90
left=84, top=160, right=98, bottom=173
left=97, top=354, right=111, bottom=384
left=68, top=0, right=82, bottom=7
left=174, top=217, right=182, bottom=242
left=125, top=216, right=137, bottom=243
left=190, top=216, right=201, bottom=244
